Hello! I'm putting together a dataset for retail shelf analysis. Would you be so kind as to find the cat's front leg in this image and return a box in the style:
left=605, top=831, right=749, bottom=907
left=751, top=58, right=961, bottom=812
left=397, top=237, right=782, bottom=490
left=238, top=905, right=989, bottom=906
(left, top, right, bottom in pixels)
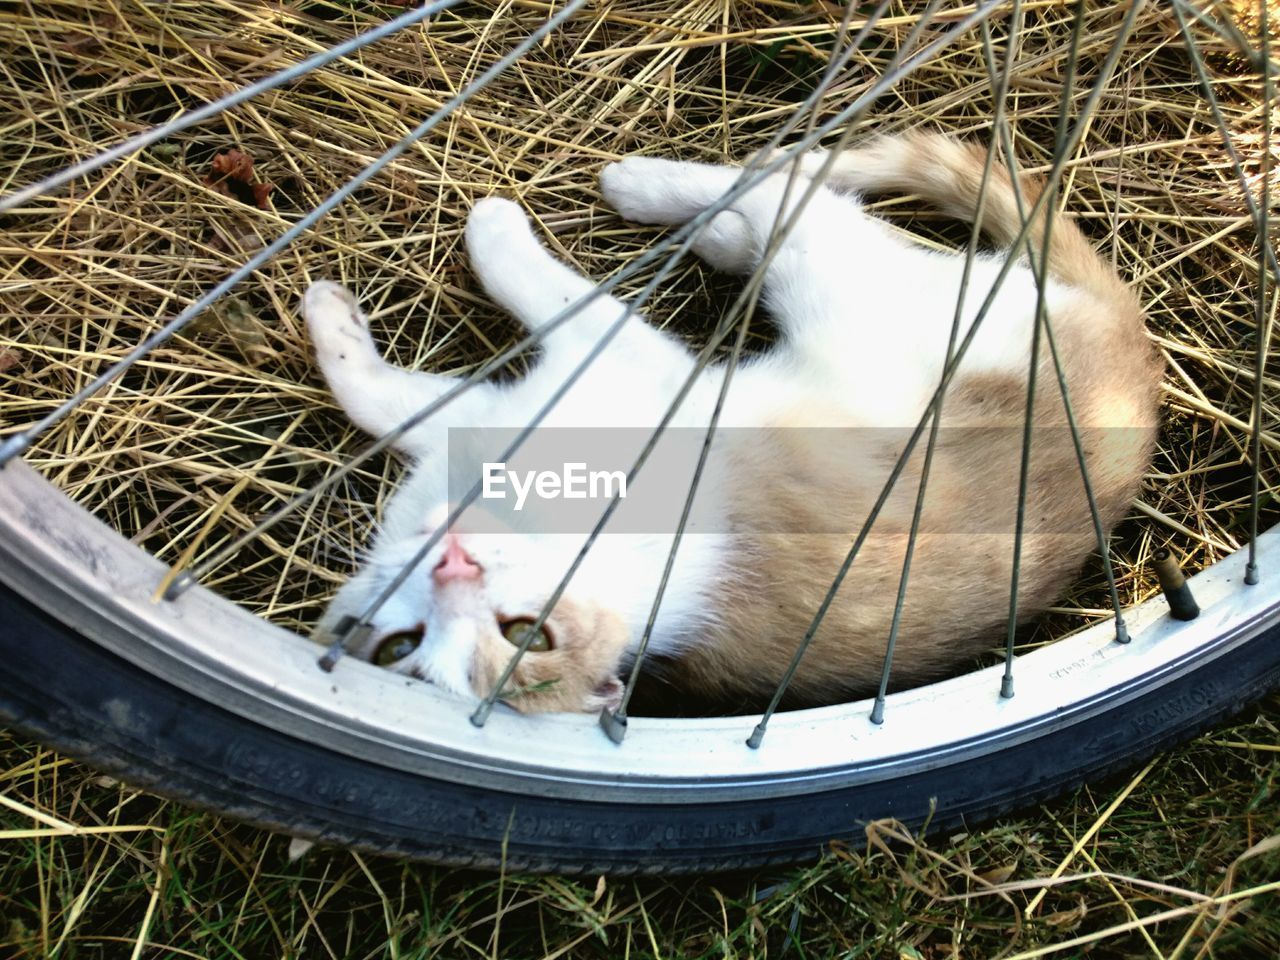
left=465, top=197, right=687, bottom=364
left=464, top=197, right=623, bottom=341
left=304, top=279, right=380, bottom=375
left=302, top=280, right=484, bottom=456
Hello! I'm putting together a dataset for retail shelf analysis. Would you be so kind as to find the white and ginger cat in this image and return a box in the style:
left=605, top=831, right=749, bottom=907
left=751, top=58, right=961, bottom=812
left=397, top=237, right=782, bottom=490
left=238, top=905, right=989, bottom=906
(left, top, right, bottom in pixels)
left=303, top=131, right=1161, bottom=715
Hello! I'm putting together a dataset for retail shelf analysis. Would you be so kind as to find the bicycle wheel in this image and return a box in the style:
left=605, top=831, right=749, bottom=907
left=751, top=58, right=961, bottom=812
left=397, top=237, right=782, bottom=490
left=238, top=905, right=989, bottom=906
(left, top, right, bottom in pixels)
left=1, top=0, right=1276, bottom=873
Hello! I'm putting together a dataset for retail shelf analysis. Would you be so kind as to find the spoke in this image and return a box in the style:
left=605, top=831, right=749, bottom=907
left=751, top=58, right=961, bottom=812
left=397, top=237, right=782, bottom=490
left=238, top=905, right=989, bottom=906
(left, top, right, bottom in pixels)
left=747, top=0, right=1147, bottom=749
left=477, top=0, right=962, bottom=729
left=166, top=0, right=1004, bottom=601
left=1170, top=2, right=1280, bottom=285
left=0, top=0, right=591, bottom=469
left=1171, top=0, right=1278, bottom=585
left=0, top=1, right=463, bottom=215
left=997, top=0, right=1094, bottom=709
left=997, top=134, right=1134, bottom=650
left=1248, top=3, right=1271, bottom=585
left=1039, top=305, right=1135, bottom=634
left=598, top=297, right=754, bottom=741
left=869, top=3, right=1023, bottom=727
left=471, top=294, right=753, bottom=727
left=602, top=0, right=886, bottom=742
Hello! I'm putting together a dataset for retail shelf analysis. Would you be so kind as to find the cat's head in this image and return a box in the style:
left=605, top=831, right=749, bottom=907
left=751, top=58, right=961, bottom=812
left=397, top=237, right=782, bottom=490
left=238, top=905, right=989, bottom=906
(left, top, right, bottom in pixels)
left=316, top=523, right=630, bottom=715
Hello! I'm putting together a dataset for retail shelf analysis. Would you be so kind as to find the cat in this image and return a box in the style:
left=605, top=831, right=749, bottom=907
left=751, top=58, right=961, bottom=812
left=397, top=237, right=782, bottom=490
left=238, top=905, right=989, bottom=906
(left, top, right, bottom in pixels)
left=302, top=131, right=1161, bottom=715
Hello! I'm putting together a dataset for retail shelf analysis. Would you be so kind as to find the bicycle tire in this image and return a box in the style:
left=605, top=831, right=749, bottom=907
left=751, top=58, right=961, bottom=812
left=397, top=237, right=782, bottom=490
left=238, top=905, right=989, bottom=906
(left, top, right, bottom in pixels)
left=3, top=460, right=1278, bottom=874
left=2, top=0, right=1276, bottom=877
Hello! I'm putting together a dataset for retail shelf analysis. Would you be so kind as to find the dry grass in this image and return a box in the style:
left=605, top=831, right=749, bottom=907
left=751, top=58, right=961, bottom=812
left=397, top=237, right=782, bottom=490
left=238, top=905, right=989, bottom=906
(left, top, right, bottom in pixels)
left=1, top=0, right=1279, bottom=953
left=1, top=0, right=1277, bottom=633
left=2, top=699, right=1278, bottom=957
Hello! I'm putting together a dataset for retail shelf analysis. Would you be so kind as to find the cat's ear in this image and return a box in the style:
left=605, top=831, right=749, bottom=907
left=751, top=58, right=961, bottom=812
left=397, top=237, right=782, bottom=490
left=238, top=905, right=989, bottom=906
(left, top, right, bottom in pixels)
left=588, top=675, right=624, bottom=713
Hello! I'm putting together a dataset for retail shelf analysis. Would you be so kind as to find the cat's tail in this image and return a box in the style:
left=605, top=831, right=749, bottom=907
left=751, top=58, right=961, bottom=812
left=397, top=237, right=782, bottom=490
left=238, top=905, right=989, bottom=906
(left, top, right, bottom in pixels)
left=789, top=131, right=1134, bottom=307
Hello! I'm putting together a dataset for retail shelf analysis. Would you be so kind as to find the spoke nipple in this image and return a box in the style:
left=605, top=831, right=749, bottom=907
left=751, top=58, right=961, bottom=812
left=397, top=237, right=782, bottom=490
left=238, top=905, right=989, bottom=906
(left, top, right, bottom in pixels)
left=1153, top=548, right=1201, bottom=619
left=317, top=641, right=345, bottom=672
left=1114, top=618, right=1130, bottom=645
left=0, top=433, right=32, bottom=468
left=746, top=722, right=767, bottom=749
left=315, top=615, right=371, bottom=672
left=1245, top=561, right=1260, bottom=586
left=1000, top=675, right=1014, bottom=699
left=869, top=698, right=885, bottom=725
left=469, top=703, right=492, bottom=728
left=162, top=571, right=196, bottom=601
left=599, top=708, right=627, bottom=744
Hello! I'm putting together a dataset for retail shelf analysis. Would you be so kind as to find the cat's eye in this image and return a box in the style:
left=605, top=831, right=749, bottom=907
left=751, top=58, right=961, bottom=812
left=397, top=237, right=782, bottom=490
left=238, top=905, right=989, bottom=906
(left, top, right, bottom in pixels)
left=372, top=628, right=423, bottom=666
left=500, top=619, right=552, bottom=652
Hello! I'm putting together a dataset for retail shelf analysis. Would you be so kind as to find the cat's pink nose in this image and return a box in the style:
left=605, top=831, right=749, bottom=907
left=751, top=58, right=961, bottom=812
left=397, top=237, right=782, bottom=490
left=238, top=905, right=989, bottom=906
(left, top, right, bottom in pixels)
left=433, top=535, right=482, bottom=584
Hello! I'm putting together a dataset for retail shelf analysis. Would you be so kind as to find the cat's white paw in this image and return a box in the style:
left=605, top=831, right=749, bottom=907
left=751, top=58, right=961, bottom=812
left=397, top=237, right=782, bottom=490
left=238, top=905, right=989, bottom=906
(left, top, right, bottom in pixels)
left=302, top=280, right=371, bottom=362
left=303, top=279, right=365, bottom=328
left=599, top=156, right=687, bottom=223
left=602, top=156, right=748, bottom=226
left=466, top=196, right=533, bottom=257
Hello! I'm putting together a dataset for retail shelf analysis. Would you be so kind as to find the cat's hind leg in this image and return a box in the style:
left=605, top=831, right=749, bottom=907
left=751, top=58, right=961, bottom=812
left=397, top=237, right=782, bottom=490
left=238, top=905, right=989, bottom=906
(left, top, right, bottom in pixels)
left=601, top=158, right=770, bottom=272
left=599, top=154, right=953, bottom=424
left=302, top=280, right=491, bottom=457
left=599, top=156, right=866, bottom=276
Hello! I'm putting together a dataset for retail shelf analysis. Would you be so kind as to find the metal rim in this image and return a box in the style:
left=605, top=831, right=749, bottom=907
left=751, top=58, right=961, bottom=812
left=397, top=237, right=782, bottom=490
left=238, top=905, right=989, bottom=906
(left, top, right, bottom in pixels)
left=3, top=456, right=1276, bottom=804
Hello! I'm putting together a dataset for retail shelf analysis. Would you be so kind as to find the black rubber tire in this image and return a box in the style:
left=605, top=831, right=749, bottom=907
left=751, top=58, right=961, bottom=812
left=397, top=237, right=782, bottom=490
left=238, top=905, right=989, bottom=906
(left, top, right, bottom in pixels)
left=4, top=580, right=1280, bottom=874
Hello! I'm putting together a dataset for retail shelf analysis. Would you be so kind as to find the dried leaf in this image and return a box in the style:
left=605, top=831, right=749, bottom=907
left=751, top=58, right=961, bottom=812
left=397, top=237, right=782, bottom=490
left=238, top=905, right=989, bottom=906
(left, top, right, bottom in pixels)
left=220, top=299, right=271, bottom=361
left=250, top=181, right=275, bottom=208
left=286, top=836, right=315, bottom=862
left=826, top=838, right=860, bottom=863
left=211, top=148, right=255, bottom=182
left=978, top=863, right=1017, bottom=885
left=0, top=348, right=19, bottom=373
left=55, top=13, right=119, bottom=55
left=150, top=142, right=182, bottom=161
left=204, top=148, right=275, bottom=209
left=188, top=296, right=275, bottom=365
left=1042, top=896, right=1088, bottom=928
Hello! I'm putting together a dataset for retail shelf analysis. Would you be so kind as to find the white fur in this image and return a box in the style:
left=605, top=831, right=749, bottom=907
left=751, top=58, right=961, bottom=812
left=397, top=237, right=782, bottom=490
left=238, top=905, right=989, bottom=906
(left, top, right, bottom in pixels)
left=305, top=156, right=1078, bottom=707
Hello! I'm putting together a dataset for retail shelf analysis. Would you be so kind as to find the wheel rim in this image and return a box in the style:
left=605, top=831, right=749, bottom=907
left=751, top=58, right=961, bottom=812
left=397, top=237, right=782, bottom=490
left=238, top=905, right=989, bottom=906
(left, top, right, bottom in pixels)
left=3, top=457, right=1276, bottom=803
